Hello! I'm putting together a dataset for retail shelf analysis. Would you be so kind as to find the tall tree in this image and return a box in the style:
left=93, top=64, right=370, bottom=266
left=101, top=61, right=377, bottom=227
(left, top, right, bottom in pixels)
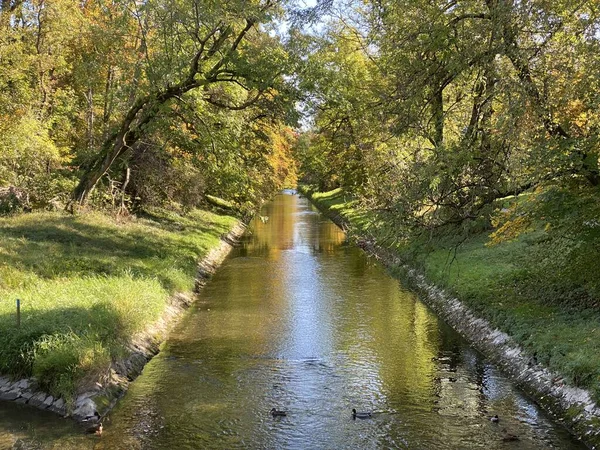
left=70, top=0, right=286, bottom=206
left=296, top=0, right=599, bottom=232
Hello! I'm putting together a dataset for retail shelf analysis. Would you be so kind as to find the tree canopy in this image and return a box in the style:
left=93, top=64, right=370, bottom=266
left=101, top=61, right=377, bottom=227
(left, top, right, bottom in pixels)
left=294, top=0, right=600, bottom=238
left=0, top=0, right=598, bottom=227
left=0, top=0, right=298, bottom=214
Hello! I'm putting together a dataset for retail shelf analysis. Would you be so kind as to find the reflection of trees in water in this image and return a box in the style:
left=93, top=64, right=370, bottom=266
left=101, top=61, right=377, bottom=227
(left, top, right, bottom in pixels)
left=243, top=194, right=300, bottom=256
left=243, top=194, right=346, bottom=258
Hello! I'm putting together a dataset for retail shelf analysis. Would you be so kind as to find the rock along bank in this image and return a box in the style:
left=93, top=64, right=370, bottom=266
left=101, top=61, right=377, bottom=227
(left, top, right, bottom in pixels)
left=301, top=187, right=600, bottom=450
left=0, top=221, right=247, bottom=425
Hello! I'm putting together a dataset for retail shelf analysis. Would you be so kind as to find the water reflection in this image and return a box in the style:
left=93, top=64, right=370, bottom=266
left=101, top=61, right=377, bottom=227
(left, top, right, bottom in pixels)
left=0, top=192, right=584, bottom=449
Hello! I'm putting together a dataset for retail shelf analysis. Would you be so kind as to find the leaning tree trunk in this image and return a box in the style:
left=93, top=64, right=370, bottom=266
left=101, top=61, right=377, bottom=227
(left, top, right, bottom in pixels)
left=71, top=96, right=147, bottom=206
left=71, top=83, right=196, bottom=206
left=71, top=131, right=130, bottom=205
left=69, top=19, right=257, bottom=208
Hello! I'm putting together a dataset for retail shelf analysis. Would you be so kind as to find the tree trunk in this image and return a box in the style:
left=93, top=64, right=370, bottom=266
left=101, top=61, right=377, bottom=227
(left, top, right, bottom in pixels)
left=72, top=130, right=129, bottom=205
left=71, top=85, right=196, bottom=206
left=86, top=87, right=94, bottom=151
left=70, top=19, right=257, bottom=207
left=431, top=86, right=444, bottom=147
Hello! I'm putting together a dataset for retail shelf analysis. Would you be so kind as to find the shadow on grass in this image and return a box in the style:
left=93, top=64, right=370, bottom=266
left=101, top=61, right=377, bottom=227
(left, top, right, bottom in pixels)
left=0, top=213, right=230, bottom=290
left=0, top=302, right=128, bottom=378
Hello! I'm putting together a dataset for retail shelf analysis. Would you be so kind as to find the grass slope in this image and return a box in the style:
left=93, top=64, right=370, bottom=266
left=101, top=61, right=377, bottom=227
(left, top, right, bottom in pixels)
left=0, top=207, right=237, bottom=403
left=305, top=187, right=600, bottom=403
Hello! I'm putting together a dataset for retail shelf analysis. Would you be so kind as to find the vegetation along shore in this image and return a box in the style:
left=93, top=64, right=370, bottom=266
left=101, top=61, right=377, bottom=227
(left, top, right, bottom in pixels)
left=301, top=186, right=600, bottom=447
left=0, top=207, right=246, bottom=420
left=1, top=0, right=600, bottom=446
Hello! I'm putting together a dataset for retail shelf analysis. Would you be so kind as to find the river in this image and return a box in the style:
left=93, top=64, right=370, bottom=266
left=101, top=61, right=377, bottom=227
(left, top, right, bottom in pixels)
left=0, top=191, right=584, bottom=449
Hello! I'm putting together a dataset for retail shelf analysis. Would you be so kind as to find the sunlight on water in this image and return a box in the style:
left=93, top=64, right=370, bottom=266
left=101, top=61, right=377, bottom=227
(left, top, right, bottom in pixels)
left=0, top=192, right=585, bottom=449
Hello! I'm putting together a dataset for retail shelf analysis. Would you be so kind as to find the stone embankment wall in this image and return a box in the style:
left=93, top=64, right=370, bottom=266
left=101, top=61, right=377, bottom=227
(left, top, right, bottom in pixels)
left=0, top=222, right=247, bottom=424
left=303, top=190, right=600, bottom=449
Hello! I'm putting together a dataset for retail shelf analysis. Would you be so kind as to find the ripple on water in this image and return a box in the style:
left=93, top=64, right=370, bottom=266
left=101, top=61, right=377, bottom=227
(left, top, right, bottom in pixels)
left=0, top=193, right=586, bottom=449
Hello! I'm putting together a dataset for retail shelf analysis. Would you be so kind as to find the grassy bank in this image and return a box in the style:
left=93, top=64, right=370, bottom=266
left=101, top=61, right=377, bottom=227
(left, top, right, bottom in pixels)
left=0, top=207, right=238, bottom=404
left=304, top=186, right=600, bottom=403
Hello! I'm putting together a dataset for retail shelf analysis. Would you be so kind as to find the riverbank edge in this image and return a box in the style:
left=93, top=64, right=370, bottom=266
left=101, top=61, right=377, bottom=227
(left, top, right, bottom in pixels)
left=0, top=219, right=247, bottom=424
left=300, top=187, right=600, bottom=449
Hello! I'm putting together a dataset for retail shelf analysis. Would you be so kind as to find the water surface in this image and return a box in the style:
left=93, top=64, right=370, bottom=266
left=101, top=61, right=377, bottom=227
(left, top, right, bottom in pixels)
left=0, top=192, right=584, bottom=449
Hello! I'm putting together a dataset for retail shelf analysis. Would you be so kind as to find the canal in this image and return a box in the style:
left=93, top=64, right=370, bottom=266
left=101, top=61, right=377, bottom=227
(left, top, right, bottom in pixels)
left=0, top=191, right=584, bottom=449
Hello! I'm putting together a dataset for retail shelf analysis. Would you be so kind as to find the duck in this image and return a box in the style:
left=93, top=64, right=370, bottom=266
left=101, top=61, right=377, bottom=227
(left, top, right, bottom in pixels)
left=85, top=422, right=103, bottom=436
left=490, top=414, right=499, bottom=423
left=352, top=408, right=372, bottom=419
left=270, top=408, right=287, bottom=417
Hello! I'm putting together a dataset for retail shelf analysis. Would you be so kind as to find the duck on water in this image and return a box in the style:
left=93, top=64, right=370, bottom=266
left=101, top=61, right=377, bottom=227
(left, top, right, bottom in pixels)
left=352, top=409, right=372, bottom=419
left=270, top=408, right=287, bottom=417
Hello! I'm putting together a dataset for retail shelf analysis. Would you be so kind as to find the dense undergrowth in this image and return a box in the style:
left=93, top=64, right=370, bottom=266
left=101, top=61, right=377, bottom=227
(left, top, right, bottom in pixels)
left=303, top=186, right=600, bottom=403
left=0, top=207, right=238, bottom=405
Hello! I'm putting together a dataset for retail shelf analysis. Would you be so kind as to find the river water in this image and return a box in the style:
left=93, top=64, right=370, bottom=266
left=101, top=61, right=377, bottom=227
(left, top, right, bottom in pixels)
left=0, top=191, right=585, bottom=449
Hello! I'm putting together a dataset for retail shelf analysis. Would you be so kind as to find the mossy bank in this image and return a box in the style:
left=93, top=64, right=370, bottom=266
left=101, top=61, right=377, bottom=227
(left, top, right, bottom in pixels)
left=301, top=186, right=600, bottom=449
left=0, top=207, right=245, bottom=422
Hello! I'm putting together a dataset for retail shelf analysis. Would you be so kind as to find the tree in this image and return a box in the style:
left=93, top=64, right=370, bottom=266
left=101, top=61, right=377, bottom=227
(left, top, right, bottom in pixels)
left=71, top=0, right=286, bottom=206
left=296, top=0, right=599, bottom=234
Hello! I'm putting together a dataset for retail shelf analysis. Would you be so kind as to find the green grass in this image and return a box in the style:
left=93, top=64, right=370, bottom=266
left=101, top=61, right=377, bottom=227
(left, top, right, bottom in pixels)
left=309, top=188, right=370, bottom=227
left=0, top=207, right=238, bottom=403
left=304, top=185, right=600, bottom=403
